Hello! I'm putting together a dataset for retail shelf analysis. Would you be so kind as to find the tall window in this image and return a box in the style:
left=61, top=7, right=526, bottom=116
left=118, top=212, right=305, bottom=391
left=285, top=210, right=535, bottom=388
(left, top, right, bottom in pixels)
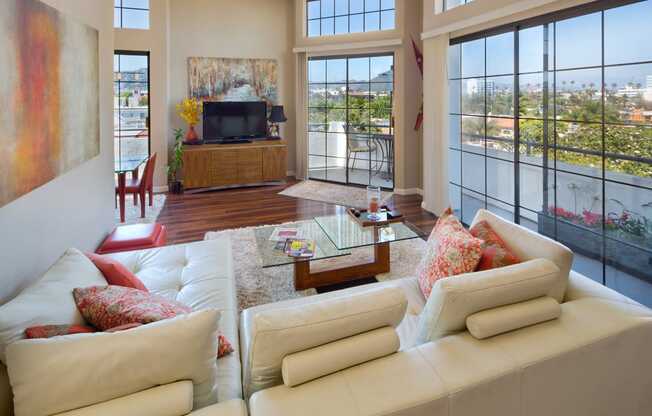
left=444, top=0, right=473, bottom=11
left=308, top=54, right=394, bottom=188
left=114, top=52, right=150, bottom=166
left=307, top=0, right=395, bottom=37
left=114, top=0, right=150, bottom=30
left=448, top=0, right=652, bottom=306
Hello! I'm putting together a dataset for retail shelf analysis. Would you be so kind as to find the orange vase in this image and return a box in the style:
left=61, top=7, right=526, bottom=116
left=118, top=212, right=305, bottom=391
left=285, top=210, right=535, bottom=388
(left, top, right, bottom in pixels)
left=185, top=125, right=199, bottom=142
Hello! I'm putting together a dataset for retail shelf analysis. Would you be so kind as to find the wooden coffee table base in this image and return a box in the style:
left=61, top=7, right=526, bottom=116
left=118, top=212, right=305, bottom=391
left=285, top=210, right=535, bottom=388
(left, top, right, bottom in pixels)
left=294, top=242, right=390, bottom=291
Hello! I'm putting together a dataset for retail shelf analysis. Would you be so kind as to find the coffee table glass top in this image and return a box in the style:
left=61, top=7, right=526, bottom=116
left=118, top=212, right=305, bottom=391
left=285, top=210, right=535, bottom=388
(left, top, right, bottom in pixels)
left=314, top=214, right=422, bottom=250
left=254, top=220, right=351, bottom=268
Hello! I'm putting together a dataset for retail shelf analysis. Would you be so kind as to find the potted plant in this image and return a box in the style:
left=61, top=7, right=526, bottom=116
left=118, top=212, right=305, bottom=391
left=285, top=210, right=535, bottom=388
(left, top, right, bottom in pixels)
left=167, top=128, right=185, bottom=194
left=176, top=97, right=202, bottom=143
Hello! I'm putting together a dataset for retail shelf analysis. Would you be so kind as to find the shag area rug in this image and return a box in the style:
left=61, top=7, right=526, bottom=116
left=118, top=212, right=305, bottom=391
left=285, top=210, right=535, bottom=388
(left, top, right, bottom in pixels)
left=114, top=194, right=166, bottom=225
left=279, top=180, right=393, bottom=209
left=205, top=221, right=426, bottom=311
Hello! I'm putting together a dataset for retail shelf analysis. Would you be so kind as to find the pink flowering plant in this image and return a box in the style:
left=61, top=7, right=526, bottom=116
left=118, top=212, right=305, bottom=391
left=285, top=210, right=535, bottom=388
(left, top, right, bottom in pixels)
left=547, top=205, right=649, bottom=242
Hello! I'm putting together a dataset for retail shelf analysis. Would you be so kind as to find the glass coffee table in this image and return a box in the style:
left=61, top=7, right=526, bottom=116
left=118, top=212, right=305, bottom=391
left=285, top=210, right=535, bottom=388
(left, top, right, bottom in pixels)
left=254, top=214, right=422, bottom=291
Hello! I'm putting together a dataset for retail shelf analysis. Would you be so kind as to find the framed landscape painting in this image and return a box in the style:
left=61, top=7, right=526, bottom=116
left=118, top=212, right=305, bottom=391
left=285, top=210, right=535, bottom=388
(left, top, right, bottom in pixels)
left=0, top=0, right=100, bottom=208
left=188, top=57, right=279, bottom=104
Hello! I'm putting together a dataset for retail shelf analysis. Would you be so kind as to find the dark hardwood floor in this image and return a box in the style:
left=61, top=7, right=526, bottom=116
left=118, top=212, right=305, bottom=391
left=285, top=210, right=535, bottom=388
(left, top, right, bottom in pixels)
left=157, top=178, right=437, bottom=245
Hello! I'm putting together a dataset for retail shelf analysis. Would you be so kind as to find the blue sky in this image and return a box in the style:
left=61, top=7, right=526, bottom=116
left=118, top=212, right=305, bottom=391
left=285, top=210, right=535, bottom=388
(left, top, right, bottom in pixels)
left=309, top=55, right=393, bottom=84
left=450, top=0, right=652, bottom=84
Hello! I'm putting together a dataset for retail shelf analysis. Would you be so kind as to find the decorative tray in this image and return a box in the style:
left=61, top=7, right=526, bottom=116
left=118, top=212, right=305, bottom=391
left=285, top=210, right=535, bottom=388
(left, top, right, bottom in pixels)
left=346, top=207, right=404, bottom=227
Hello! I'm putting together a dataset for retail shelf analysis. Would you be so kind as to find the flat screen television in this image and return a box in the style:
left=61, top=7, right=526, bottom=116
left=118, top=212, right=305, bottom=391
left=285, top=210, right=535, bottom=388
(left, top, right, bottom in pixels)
left=203, top=101, right=268, bottom=142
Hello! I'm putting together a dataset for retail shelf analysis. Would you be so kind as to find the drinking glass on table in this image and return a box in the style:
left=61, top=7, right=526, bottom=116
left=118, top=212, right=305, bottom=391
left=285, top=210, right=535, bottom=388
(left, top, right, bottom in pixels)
left=367, top=186, right=381, bottom=221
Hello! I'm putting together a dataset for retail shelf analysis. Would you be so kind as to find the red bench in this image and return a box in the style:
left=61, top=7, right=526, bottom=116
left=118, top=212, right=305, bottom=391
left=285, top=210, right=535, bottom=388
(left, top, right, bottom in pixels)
left=96, top=223, right=167, bottom=255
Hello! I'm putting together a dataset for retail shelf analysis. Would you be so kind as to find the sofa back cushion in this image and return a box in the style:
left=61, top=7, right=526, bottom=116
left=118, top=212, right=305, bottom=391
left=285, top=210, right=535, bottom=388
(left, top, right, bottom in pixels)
left=6, top=309, right=219, bottom=416
left=240, top=286, right=407, bottom=398
left=0, top=248, right=107, bottom=364
left=471, top=209, right=573, bottom=301
left=415, top=258, right=562, bottom=343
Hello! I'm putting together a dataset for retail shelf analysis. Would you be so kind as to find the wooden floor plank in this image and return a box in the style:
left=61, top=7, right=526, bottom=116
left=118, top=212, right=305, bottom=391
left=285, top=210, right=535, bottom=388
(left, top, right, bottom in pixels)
left=157, top=178, right=437, bottom=245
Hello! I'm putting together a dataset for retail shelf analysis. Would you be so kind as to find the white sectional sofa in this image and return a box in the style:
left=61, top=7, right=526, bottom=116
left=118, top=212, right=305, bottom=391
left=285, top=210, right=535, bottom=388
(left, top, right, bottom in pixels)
left=1, top=210, right=651, bottom=416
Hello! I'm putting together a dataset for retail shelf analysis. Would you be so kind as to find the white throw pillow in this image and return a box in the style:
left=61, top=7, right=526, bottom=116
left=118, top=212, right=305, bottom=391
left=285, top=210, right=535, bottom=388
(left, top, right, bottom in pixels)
left=415, top=258, right=562, bottom=344
left=6, top=309, right=219, bottom=416
left=0, top=248, right=106, bottom=364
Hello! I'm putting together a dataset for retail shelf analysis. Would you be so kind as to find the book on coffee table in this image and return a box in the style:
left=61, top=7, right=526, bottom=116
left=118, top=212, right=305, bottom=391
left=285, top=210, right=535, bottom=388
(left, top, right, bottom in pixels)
left=284, top=239, right=316, bottom=258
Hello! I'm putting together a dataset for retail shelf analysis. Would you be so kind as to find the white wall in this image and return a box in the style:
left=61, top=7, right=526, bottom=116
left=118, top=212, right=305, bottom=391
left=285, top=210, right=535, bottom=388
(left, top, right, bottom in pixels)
left=0, top=0, right=115, bottom=304
left=168, top=0, right=297, bottom=173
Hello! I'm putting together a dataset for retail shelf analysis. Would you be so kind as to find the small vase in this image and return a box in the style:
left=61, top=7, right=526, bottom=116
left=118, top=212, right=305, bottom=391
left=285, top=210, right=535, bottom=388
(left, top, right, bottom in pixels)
left=185, top=125, right=199, bottom=142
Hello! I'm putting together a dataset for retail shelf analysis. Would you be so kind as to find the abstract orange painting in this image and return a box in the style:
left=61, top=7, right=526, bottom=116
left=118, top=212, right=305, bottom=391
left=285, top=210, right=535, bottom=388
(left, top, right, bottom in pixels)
left=0, top=0, right=99, bottom=208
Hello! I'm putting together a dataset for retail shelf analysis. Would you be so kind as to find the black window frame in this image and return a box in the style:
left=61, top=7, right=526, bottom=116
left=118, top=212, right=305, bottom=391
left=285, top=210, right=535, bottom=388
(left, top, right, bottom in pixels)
left=114, top=50, right=151, bottom=166
left=306, top=0, right=396, bottom=38
left=114, top=0, right=150, bottom=30
left=308, top=52, right=395, bottom=189
left=448, top=0, right=652, bottom=304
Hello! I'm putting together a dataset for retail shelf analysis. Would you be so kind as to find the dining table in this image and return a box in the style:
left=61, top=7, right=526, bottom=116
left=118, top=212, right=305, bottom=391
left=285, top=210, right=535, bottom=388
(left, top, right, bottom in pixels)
left=114, top=157, right=148, bottom=223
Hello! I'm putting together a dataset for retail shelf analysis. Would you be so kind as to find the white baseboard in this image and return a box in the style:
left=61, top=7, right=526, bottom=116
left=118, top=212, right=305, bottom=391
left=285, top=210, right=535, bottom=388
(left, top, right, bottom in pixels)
left=394, top=188, right=423, bottom=196
left=154, top=185, right=169, bottom=193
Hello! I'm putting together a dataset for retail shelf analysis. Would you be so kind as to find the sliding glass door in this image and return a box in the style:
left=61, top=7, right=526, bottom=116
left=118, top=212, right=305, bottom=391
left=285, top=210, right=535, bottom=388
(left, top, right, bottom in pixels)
left=308, top=54, right=394, bottom=189
left=448, top=0, right=652, bottom=306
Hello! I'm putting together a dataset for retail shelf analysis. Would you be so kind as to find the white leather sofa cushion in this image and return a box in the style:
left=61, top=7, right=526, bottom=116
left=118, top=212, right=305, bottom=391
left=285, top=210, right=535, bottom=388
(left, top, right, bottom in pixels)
left=281, top=326, right=399, bottom=387
left=249, top=277, right=652, bottom=416
left=54, top=381, right=193, bottom=416
left=416, top=258, right=561, bottom=343
left=471, top=209, right=573, bottom=302
left=107, top=238, right=242, bottom=402
left=466, top=296, right=561, bottom=339
left=0, top=248, right=106, bottom=364
left=240, top=285, right=407, bottom=398
left=6, top=310, right=219, bottom=416
left=188, top=399, right=248, bottom=416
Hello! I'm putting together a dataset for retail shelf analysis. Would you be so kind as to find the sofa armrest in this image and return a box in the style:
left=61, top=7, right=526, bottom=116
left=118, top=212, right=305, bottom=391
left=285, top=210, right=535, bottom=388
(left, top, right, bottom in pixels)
left=55, top=381, right=193, bottom=416
left=240, top=285, right=407, bottom=398
left=187, top=399, right=247, bottom=416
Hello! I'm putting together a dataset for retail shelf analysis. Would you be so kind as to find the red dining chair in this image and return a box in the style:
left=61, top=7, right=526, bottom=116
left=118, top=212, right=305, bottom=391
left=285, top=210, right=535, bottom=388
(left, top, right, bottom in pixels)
left=115, top=153, right=157, bottom=218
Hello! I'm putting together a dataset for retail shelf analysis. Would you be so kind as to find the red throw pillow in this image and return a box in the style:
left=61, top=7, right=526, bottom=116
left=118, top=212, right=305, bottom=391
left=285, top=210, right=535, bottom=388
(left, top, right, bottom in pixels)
left=469, top=220, right=521, bottom=271
left=416, top=209, right=484, bottom=298
left=24, top=325, right=96, bottom=339
left=217, top=334, right=234, bottom=359
left=86, top=253, right=148, bottom=292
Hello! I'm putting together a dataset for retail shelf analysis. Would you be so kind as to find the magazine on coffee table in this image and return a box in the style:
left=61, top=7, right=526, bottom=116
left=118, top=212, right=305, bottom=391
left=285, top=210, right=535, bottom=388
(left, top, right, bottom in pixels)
left=284, top=239, right=316, bottom=258
left=269, top=227, right=304, bottom=242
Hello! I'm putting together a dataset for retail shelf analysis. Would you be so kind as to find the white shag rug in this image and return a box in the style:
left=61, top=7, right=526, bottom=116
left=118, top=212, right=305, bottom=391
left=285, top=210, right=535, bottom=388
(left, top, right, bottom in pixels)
left=114, top=194, right=166, bottom=225
left=279, top=180, right=393, bottom=209
left=205, top=221, right=426, bottom=311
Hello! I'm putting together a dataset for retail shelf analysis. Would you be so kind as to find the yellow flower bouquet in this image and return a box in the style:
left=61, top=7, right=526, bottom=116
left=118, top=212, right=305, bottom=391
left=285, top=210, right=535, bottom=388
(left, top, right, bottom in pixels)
left=176, top=98, right=202, bottom=142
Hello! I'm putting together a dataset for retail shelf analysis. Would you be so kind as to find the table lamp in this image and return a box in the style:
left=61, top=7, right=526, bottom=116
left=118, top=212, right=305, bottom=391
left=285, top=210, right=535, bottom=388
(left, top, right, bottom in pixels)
left=269, top=105, right=287, bottom=138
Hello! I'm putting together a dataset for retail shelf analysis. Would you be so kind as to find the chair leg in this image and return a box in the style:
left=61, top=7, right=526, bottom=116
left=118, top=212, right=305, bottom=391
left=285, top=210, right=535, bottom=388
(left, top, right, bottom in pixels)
left=133, top=192, right=138, bottom=206
left=139, top=191, right=146, bottom=218
left=149, top=187, right=154, bottom=207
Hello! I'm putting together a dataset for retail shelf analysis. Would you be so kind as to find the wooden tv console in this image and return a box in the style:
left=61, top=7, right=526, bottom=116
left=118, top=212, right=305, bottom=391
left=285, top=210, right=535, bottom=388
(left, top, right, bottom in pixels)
left=182, top=139, right=288, bottom=190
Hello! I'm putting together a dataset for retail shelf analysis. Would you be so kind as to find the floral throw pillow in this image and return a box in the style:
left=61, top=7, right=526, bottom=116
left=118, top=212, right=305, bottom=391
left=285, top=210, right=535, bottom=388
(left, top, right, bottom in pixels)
left=416, top=212, right=484, bottom=299
left=73, top=286, right=234, bottom=358
left=73, top=286, right=192, bottom=331
left=469, top=220, right=521, bottom=271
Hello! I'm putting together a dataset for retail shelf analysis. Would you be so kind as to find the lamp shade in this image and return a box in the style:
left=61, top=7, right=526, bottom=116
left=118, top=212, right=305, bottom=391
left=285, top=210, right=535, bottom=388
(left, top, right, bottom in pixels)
left=269, top=105, right=287, bottom=123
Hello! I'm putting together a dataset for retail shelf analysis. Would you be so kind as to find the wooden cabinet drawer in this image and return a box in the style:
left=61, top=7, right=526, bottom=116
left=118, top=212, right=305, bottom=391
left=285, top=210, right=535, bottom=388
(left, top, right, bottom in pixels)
left=182, top=141, right=287, bottom=190
left=237, top=148, right=263, bottom=183
left=263, top=146, right=288, bottom=181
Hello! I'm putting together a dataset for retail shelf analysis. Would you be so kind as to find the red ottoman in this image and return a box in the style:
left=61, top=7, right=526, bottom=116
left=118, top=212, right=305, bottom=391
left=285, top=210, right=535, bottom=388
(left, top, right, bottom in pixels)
left=96, top=223, right=167, bottom=255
